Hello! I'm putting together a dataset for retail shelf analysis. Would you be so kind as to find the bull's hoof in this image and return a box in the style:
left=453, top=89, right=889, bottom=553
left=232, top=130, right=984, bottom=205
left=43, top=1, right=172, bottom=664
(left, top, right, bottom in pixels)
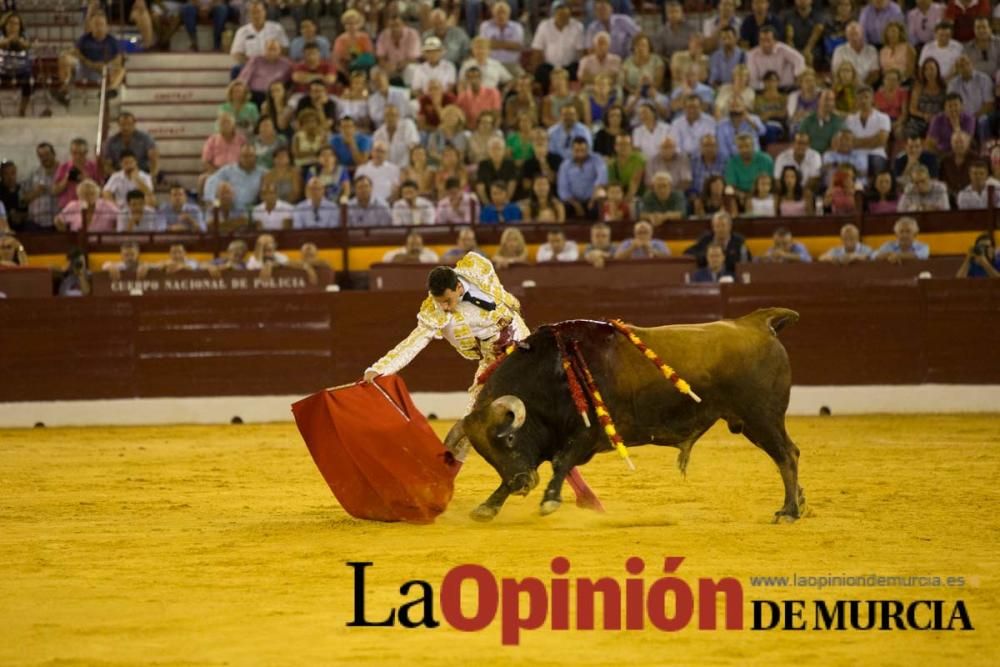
left=470, top=504, right=499, bottom=522
left=773, top=511, right=799, bottom=524
left=540, top=499, right=562, bottom=516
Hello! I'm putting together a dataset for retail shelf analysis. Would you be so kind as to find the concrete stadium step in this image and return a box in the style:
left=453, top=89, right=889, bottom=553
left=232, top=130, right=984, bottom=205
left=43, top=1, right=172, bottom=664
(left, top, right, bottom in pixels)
left=144, top=121, right=217, bottom=139
left=124, top=86, right=227, bottom=105
left=127, top=102, right=221, bottom=121
left=160, top=156, right=205, bottom=172
left=126, top=69, right=231, bottom=87
left=127, top=53, right=234, bottom=71
left=154, top=137, right=208, bottom=155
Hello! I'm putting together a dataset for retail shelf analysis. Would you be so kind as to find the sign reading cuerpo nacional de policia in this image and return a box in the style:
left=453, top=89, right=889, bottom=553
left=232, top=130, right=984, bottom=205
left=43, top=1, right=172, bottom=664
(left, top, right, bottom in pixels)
left=91, top=268, right=334, bottom=296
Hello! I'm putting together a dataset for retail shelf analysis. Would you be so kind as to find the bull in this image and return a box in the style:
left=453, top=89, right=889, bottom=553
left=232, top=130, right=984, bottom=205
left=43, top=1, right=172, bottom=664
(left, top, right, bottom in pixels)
left=444, top=308, right=805, bottom=523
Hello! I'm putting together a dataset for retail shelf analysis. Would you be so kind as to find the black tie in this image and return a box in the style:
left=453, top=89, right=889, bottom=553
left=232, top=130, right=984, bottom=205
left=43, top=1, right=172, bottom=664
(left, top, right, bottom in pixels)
left=462, top=291, right=496, bottom=311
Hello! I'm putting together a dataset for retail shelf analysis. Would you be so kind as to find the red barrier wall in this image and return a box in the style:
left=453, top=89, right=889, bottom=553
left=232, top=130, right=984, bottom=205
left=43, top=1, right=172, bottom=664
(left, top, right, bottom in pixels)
left=2, top=280, right=997, bottom=402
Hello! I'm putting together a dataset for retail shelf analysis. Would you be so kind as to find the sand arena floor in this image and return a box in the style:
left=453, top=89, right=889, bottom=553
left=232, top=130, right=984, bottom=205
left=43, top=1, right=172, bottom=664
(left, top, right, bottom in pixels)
left=1, top=415, right=998, bottom=666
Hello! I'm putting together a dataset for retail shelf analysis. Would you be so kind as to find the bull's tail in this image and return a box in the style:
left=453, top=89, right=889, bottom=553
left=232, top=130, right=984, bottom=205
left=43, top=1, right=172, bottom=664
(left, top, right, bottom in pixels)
left=739, top=308, right=799, bottom=337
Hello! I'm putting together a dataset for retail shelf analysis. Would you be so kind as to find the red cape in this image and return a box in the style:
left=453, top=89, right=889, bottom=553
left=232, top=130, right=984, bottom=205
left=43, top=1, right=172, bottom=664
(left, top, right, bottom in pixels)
left=292, top=376, right=459, bottom=523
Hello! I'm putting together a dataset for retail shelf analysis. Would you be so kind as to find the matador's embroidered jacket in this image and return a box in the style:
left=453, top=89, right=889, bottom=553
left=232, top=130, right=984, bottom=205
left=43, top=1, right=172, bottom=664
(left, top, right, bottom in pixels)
left=366, top=253, right=530, bottom=377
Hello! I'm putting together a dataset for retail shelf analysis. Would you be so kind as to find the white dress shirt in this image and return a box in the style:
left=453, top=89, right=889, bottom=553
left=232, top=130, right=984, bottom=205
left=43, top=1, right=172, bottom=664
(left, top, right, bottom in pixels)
left=253, top=200, right=295, bottom=230
left=773, top=147, right=823, bottom=184
left=231, top=20, right=289, bottom=59
left=919, top=39, right=964, bottom=79
left=844, top=109, right=892, bottom=158
left=530, top=18, right=585, bottom=68
left=832, top=43, right=880, bottom=82
left=456, top=276, right=501, bottom=339
left=373, top=118, right=421, bottom=168
left=355, top=160, right=402, bottom=202
left=409, top=59, right=458, bottom=93
left=536, top=241, right=580, bottom=262
left=632, top=121, right=675, bottom=163
left=102, top=169, right=153, bottom=207
left=391, top=197, right=437, bottom=225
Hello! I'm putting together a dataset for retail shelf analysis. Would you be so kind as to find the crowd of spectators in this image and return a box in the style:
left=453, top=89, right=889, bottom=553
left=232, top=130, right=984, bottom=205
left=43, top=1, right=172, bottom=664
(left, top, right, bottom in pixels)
left=3, top=0, right=1000, bottom=285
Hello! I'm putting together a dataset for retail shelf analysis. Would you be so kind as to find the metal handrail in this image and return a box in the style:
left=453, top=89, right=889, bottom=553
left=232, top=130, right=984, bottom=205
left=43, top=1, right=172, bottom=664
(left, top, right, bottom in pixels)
left=94, top=63, right=109, bottom=156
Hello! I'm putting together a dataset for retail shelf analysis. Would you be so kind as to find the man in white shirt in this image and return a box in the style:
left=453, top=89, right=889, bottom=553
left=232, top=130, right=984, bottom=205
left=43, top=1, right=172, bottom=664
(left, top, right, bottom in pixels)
left=230, top=1, right=289, bottom=70
left=530, top=0, right=585, bottom=86
left=956, top=160, right=1000, bottom=209
left=367, top=68, right=414, bottom=127
left=102, top=150, right=154, bottom=208
left=408, top=36, right=458, bottom=94
left=382, top=231, right=440, bottom=263
left=773, top=131, right=823, bottom=190
left=391, top=180, right=436, bottom=225
left=832, top=21, right=881, bottom=85
left=746, top=25, right=805, bottom=90
left=372, top=105, right=420, bottom=168
left=536, top=229, right=581, bottom=262
left=436, top=177, right=478, bottom=224
left=458, top=37, right=513, bottom=91
left=919, top=20, right=964, bottom=79
left=672, top=94, right=717, bottom=155
left=631, top=102, right=674, bottom=163
left=246, top=234, right=290, bottom=270
left=844, top=86, right=891, bottom=168
left=253, top=181, right=294, bottom=230
left=355, top=141, right=402, bottom=202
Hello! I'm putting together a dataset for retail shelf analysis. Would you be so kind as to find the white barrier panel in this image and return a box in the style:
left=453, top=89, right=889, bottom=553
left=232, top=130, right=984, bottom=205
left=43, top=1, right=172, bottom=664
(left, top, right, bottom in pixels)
left=0, top=386, right=998, bottom=428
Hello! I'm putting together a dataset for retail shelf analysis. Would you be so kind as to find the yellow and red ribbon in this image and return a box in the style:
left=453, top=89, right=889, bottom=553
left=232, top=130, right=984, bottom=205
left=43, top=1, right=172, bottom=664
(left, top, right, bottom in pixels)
left=610, top=319, right=701, bottom=403
left=570, top=342, right=635, bottom=470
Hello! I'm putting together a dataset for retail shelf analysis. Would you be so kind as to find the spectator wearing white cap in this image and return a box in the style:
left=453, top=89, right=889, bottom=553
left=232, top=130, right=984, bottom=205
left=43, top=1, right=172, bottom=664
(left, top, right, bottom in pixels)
left=409, top=36, right=458, bottom=94
left=424, top=8, right=470, bottom=66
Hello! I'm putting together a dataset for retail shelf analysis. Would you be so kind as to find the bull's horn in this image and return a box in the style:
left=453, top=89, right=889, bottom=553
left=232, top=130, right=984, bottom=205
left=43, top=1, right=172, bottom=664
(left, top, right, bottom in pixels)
left=491, top=395, right=526, bottom=432
left=443, top=419, right=467, bottom=454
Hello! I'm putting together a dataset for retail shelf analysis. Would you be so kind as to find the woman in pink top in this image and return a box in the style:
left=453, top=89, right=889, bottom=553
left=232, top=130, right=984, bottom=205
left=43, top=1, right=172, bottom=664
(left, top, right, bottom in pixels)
left=824, top=164, right=860, bottom=216
left=864, top=169, right=900, bottom=215
left=879, top=22, right=916, bottom=82
left=874, top=69, right=909, bottom=138
left=332, top=9, right=374, bottom=80
left=775, top=166, right=814, bottom=216
left=54, top=179, right=119, bottom=232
